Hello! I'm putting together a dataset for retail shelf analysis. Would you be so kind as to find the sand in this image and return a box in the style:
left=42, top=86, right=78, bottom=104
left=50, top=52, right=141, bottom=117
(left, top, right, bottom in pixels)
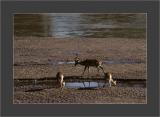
left=14, top=37, right=146, bottom=79
left=14, top=86, right=146, bottom=104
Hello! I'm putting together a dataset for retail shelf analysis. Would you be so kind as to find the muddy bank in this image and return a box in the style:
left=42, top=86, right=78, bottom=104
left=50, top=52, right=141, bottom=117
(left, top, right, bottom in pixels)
left=14, top=86, right=146, bottom=104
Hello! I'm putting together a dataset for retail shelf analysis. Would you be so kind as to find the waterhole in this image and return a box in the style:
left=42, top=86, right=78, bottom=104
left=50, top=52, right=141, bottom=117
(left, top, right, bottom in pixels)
left=14, top=79, right=146, bottom=92
left=65, top=81, right=146, bottom=89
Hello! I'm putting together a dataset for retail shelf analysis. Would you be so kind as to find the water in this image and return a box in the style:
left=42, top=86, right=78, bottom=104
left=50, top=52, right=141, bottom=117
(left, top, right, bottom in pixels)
left=65, top=82, right=105, bottom=89
left=14, top=79, right=146, bottom=91
left=14, top=13, right=146, bottom=38
left=65, top=81, right=146, bottom=89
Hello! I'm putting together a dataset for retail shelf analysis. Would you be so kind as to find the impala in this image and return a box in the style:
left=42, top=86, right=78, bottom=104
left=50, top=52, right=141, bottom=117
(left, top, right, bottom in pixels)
left=56, top=72, right=65, bottom=89
left=74, top=57, right=104, bottom=76
left=104, top=72, right=116, bottom=87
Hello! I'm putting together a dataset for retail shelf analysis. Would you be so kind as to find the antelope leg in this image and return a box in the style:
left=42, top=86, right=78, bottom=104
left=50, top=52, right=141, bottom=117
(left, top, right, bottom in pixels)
left=82, top=66, right=87, bottom=76
left=109, top=80, right=112, bottom=87
left=99, top=66, right=105, bottom=74
left=96, top=67, right=100, bottom=76
left=87, top=66, right=90, bottom=77
left=103, top=80, right=107, bottom=88
left=83, top=82, right=86, bottom=87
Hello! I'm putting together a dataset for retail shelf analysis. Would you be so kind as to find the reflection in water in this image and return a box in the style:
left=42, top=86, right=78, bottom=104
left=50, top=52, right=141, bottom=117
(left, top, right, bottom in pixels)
left=14, top=13, right=146, bottom=38
left=65, top=81, right=146, bottom=89
left=65, top=82, right=104, bottom=88
left=50, top=14, right=84, bottom=38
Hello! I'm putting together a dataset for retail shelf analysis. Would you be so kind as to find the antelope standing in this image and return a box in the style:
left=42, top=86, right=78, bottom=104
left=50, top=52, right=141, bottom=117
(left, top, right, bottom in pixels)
left=56, top=72, right=65, bottom=89
left=74, top=57, right=104, bottom=76
left=104, top=72, right=116, bottom=87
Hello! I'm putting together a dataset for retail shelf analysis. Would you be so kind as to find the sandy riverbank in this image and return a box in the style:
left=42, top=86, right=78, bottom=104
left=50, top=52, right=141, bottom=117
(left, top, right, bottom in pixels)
left=13, top=37, right=147, bottom=104
left=14, top=37, right=146, bottom=79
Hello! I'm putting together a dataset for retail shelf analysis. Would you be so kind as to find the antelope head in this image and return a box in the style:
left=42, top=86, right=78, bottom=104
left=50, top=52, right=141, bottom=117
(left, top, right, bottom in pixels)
left=74, top=57, right=80, bottom=66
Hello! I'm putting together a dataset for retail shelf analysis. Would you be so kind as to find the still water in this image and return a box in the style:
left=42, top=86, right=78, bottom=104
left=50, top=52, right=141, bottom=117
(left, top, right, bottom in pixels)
left=65, top=81, right=146, bottom=89
left=14, top=13, right=146, bottom=38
